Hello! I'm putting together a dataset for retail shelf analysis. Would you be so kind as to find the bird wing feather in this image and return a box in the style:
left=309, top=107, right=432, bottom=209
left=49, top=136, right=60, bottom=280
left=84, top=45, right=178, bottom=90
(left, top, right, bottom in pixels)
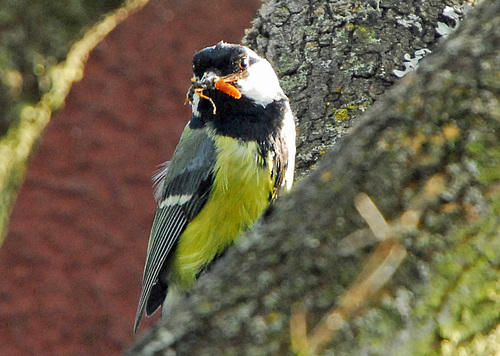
left=134, top=124, right=217, bottom=331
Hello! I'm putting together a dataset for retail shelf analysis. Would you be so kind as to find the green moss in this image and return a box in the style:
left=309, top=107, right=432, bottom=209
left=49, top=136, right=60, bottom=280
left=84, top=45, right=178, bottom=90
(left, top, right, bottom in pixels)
left=465, top=118, right=500, bottom=184
left=466, top=141, right=485, bottom=155
left=412, top=194, right=500, bottom=353
left=446, top=324, right=500, bottom=356
left=476, top=147, right=500, bottom=183
left=353, top=25, right=378, bottom=41
left=345, top=23, right=355, bottom=31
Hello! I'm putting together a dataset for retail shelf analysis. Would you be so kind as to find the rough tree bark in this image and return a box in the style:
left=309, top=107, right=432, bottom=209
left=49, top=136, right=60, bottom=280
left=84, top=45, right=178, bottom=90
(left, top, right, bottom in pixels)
left=127, top=0, right=499, bottom=355
left=246, top=0, right=470, bottom=175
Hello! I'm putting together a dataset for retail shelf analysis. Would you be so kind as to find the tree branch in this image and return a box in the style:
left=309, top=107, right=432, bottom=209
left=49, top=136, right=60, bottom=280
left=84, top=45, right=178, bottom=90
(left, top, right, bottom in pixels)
left=127, top=0, right=500, bottom=355
left=0, top=0, right=148, bottom=246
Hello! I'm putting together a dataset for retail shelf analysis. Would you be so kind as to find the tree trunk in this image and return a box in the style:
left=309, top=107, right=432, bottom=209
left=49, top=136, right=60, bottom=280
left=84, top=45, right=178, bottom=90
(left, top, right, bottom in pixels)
left=127, top=0, right=500, bottom=355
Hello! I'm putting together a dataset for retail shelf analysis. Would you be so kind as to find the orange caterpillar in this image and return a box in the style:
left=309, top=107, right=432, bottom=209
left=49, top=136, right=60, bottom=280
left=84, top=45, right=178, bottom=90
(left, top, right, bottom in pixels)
left=215, top=78, right=242, bottom=99
left=186, top=75, right=242, bottom=115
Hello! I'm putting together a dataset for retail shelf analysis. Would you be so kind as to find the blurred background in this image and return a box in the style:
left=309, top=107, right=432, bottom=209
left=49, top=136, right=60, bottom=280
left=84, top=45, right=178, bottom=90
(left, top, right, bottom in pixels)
left=0, top=0, right=260, bottom=354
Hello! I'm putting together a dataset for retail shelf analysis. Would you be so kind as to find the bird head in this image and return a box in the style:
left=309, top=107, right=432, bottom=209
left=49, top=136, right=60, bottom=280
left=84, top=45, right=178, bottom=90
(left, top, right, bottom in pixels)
left=186, top=42, right=285, bottom=116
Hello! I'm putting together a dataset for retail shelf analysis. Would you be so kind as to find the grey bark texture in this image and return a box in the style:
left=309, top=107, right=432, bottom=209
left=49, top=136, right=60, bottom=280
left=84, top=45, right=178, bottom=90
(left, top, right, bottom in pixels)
left=245, top=0, right=468, bottom=176
left=127, top=0, right=500, bottom=355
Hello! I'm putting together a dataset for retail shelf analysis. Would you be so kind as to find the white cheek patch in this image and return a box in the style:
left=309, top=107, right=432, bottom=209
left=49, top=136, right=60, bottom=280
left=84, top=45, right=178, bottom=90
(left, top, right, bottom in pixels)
left=159, top=194, right=192, bottom=208
left=282, top=108, right=296, bottom=190
left=237, top=60, right=283, bottom=107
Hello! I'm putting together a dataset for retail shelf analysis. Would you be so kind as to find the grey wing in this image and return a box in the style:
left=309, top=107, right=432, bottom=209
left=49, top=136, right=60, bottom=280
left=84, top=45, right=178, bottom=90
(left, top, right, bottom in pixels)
left=134, top=125, right=217, bottom=331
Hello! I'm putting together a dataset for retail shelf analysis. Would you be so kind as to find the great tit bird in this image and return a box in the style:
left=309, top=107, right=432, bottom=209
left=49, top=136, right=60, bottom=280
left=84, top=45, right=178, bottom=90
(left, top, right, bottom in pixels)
left=134, top=42, right=296, bottom=332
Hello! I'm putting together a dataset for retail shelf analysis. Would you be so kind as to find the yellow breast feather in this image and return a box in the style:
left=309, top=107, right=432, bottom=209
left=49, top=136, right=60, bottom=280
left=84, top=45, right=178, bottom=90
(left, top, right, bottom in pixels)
left=171, top=136, right=273, bottom=289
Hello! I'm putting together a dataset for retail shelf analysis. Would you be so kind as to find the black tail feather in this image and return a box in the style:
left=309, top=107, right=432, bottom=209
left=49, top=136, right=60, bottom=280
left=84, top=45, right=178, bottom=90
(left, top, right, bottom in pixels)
left=146, top=282, right=168, bottom=316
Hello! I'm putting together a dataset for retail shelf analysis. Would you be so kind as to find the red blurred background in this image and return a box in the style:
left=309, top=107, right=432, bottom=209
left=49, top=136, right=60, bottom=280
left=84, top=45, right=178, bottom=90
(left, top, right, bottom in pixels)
left=0, top=0, right=259, bottom=354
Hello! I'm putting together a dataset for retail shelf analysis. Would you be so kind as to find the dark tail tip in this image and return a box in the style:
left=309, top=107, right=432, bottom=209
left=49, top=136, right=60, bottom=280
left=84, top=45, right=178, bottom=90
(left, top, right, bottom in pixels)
left=146, top=282, right=167, bottom=316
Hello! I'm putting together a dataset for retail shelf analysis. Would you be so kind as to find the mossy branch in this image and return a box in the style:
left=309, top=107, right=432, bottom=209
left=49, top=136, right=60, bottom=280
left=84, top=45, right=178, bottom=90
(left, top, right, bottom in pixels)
left=0, top=0, right=149, bottom=247
left=127, top=0, right=500, bottom=355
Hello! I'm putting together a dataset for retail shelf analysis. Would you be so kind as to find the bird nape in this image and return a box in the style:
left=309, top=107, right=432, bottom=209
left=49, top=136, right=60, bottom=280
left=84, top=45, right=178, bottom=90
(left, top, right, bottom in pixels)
left=134, top=41, right=296, bottom=332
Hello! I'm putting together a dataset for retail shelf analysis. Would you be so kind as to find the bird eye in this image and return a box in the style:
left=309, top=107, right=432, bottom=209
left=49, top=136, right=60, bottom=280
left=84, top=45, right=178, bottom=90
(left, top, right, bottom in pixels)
left=239, top=57, right=248, bottom=70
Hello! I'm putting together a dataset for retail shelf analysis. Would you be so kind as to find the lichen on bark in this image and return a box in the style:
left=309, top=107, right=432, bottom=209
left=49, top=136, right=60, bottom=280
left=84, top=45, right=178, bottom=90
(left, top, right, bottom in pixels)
left=244, top=0, right=470, bottom=176
left=127, top=0, right=500, bottom=355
